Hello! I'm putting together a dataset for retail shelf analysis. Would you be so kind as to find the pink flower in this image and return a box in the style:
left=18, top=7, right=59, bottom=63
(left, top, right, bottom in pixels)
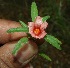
left=28, top=16, right=48, bottom=39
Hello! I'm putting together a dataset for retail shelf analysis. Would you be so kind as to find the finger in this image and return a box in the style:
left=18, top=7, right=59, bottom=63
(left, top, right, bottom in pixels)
left=0, top=19, right=27, bottom=44
left=0, top=41, right=38, bottom=68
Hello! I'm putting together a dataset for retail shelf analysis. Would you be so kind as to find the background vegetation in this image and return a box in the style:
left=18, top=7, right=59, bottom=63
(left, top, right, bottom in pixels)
left=0, top=0, right=70, bottom=68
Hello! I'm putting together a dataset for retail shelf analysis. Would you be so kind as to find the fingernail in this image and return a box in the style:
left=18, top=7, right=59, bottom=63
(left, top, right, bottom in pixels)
left=13, top=41, right=38, bottom=66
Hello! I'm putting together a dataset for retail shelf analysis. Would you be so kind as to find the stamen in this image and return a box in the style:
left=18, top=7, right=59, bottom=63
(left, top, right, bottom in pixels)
left=34, top=28, right=41, bottom=35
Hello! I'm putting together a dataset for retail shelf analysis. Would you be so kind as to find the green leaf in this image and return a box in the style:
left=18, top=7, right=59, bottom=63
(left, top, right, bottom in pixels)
left=42, top=16, right=50, bottom=22
left=12, top=37, right=28, bottom=55
left=31, top=2, right=38, bottom=21
left=39, top=53, right=52, bottom=61
left=19, top=20, right=28, bottom=27
left=44, top=35, right=62, bottom=50
left=7, top=27, right=29, bottom=33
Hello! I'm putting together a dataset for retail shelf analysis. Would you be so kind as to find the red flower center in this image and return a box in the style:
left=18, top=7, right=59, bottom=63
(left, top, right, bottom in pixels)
left=33, top=28, right=41, bottom=36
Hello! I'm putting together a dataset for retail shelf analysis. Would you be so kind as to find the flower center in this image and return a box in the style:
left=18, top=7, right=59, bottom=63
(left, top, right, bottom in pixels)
left=34, top=28, right=41, bottom=35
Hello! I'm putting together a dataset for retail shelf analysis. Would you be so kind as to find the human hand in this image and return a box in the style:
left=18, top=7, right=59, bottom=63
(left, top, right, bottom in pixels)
left=0, top=19, right=38, bottom=68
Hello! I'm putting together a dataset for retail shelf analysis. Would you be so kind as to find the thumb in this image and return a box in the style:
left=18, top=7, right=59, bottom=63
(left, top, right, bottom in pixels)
left=0, top=41, right=38, bottom=68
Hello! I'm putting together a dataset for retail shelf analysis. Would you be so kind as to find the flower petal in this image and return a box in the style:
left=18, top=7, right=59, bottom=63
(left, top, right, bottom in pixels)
left=38, top=31, right=47, bottom=39
left=41, top=22, right=48, bottom=29
left=28, top=22, right=34, bottom=34
left=35, top=16, right=43, bottom=25
left=30, top=32, right=36, bottom=38
left=28, top=22, right=34, bottom=27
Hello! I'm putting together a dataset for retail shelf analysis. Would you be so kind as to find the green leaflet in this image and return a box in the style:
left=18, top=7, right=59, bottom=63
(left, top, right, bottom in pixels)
left=44, top=35, right=62, bottom=50
left=19, top=20, right=28, bottom=27
left=7, top=27, right=29, bottom=33
left=31, top=2, right=38, bottom=21
left=42, top=16, right=50, bottom=22
left=12, top=37, right=28, bottom=55
left=39, top=53, right=52, bottom=61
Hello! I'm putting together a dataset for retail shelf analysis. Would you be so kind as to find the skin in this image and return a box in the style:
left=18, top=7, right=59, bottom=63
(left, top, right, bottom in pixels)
left=0, top=19, right=38, bottom=68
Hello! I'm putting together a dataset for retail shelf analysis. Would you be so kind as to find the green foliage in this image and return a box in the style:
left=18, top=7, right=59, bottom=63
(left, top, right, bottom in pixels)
left=12, top=37, right=28, bottom=55
left=44, top=35, right=62, bottom=50
left=7, top=27, right=29, bottom=33
left=19, top=20, right=28, bottom=27
left=42, top=16, right=50, bottom=22
left=31, top=2, right=38, bottom=21
left=39, top=53, right=52, bottom=61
